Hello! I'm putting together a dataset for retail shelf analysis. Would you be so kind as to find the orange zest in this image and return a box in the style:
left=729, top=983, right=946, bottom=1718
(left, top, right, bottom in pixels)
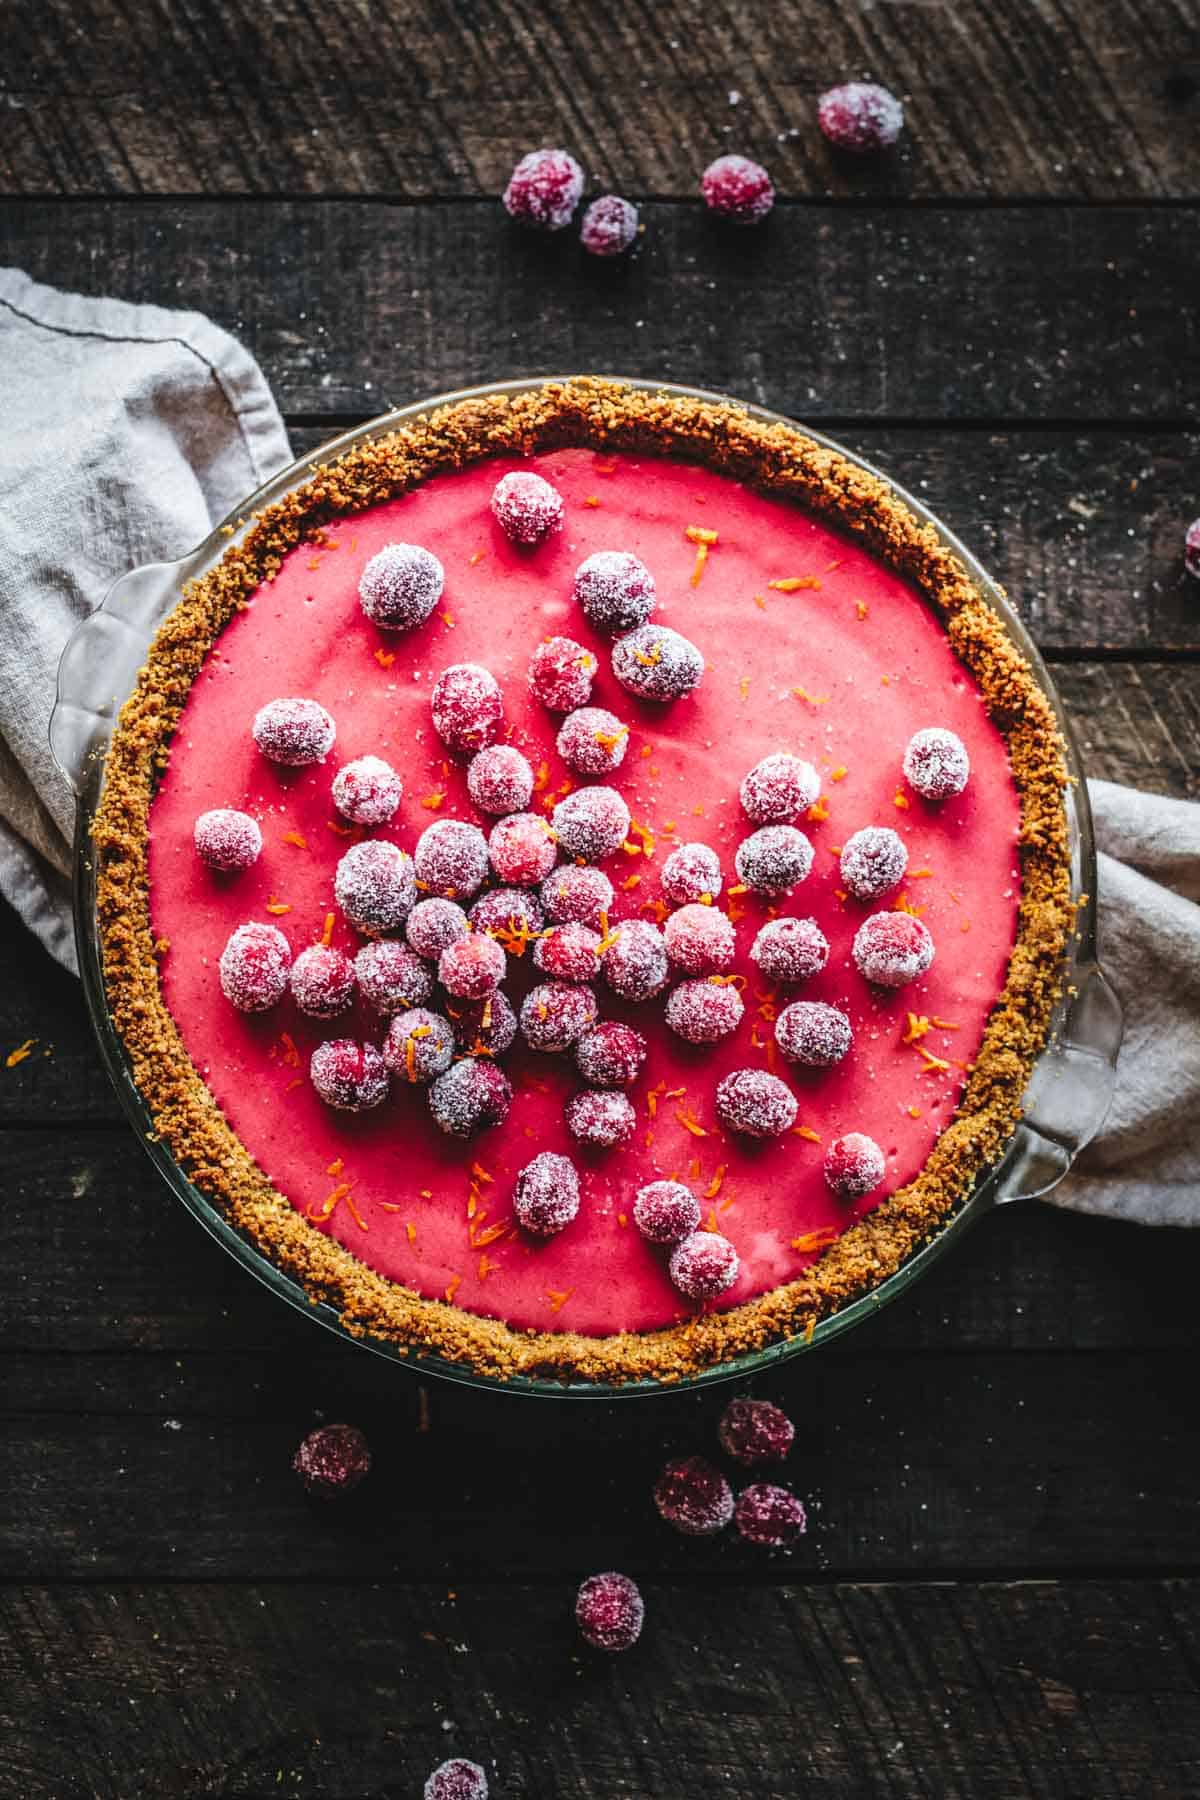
left=855, top=600, right=870, bottom=620
left=5, top=1038, right=36, bottom=1069
left=675, top=1105, right=708, bottom=1137
left=768, top=576, right=821, bottom=592
left=320, top=911, right=335, bottom=947
left=792, top=685, right=830, bottom=706
left=791, top=1226, right=839, bottom=1253
left=791, top=1125, right=822, bottom=1143
left=830, top=765, right=847, bottom=782
left=281, top=830, right=308, bottom=850
left=893, top=789, right=911, bottom=810
left=704, top=1165, right=728, bottom=1199
left=374, top=648, right=396, bottom=668
left=264, top=896, right=291, bottom=915
left=445, top=1274, right=462, bottom=1302
left=545, top=1288, right=574, bottom=1312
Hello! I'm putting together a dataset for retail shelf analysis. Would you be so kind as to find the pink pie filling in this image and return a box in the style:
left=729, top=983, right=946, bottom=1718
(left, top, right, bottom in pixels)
left=148, top=448, right=1021, bottom=1335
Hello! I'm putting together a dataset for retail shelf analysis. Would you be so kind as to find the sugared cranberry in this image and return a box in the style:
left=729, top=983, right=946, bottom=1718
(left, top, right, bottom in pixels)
left=751, top=916, right=828, bottom=985
left=825, top=1131, right=886, bottom=1200
left=840, top=826, right=908, bottom=900
left=632, top=1179, right=701, bottom=1244
left=450, top=990, right=518, bottom=1057
left=740, top=753, right=820, bottom=824
left=601, top=919, right=669, bottom=1002
left=718, top=1397, right=795, bottom=1466
left=414, top=818, right=490, bottom=900
left=653, top=1455, right=735, bottom=1537
left=219, top=921, right=291, bottom=1012
left=289, top=944, right=356, bottom=1019
left=469, top=886, right=545, bottom=943
left=612, top=624, right=704, bottom=701
left=552, top=785, right=631, bottom=862
left=580, top=193, right=639, bottom=256
left=661, top=841, right=722, bottom=906
left=428, top=1058, right=513, bottom=1137
left=431, top=663, right=504, bottom=755
left=852, top=911, right=934, bottom=987
left=406, top=896, right=470, bottom=961
left=1186, top=518, right=1200, bottom=580
left=491, top=470, right=564, bottom=546
left=438, top=932, right=506, bottom=999
left=701, top=153, right=775, bottom=224
left=556, top=706, right=630, bottom=777
left=664, top=978, right=744, bottom=1044
left=734, top=1483, right=807, bottom=1547
left=310, top=1038, right=389, bottom=1111
left=357, top=542, right=444, bottom=631
left=466, top=744, right=534, bottom=815
left=565, top=1088, right=637, bottom=1148
left=715, top=1068, right=798, bottom=1137
left=502, top=147, right=584, bottom=230
left=535, top=922, right=603, bottom=984
left=775, top=1000, right=852, bottom=1068
left=540, top=863, right=613, bottom=929
left=528, top=635, right=597, bottom=712
left=292, top=1423, right=371, bottom=1499
left=664, top=903, right=736, bottom=975
left=356, top=939, right=434, bottom=1014
left=575, top=1571, right=644, bottom=1652
left=194, top=807, right=262, bottom=872
left=574, top=1020, right=647, bottom=1088
left=669, top=1230, right=740, bottom=1300
left=424, top=1758, right=488, bottom=1800
left=252, top=696, right=336, bottom=767
left=574, top=550, right=657, bottom=635
left=332, top=755, right=403, bottom=826
left=514, top=1150, right=581, bottom=1236
left=520, top=981, right=599, bottom=1052
left=903, top=727, right=970, bottom=800
left=489, top=811, right=559, bottom=885
left=818, top=82, right=904, bottom=154
left=335, top=839, right=416, bottom=933
left=735, top=825, right=813, bottom=895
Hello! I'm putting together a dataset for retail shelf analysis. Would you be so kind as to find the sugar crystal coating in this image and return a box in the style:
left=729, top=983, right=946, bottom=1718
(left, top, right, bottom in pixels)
left=194, top=807, right=262, bottom=872
left=335, top=839, right=416, bottom=933
left=491, top=470, right=564, bottom=546
left=289, top=944, right=356, bottom=1019
left=552, top=785, right=631, bottom=862
left=602, top=918, right=669, bottom=1001
left=612, top=623, right=704, bottom=701
left=664, top=977, right=745, bottom=1044
left=414, top=818, right=490, bottom=900
left=775, top=1000, right=853, bottom=1068
left=357, top=542, right=444, bottom=631
left=355, top=939, right=434, bottom=1014
left=467, top=744, right=535, bottom=815
left=825, top=1131, right=887, bottom=1200
left=574, top=550, right=657, bottom=635
left=718, top=1397, right=795, bottom=1466
left=514, top=1150, right=581, bottom=1236
left=540, top=863, right=614, bottom=928
left=520, top=981, right=599, bottom=1052
left=556, top=706, right=630, bottom=777
left=715, top=1068, right=798, bottom=1137
left=735, top=825, right=813, bottom=894
left=840, top=826, right=908, bottom=900
left=292, top=1422, right=371, bottom=1499
left=734, top=1483, right=807, bottom=1547
left=903, top=727, right=970, bottom=800
left=633, top=1180, right=701, bottom=1244
left=438, top=932, right=507, bottom=999
left=309, top=1038, right=389, bottom=1111
left=488, top=811, right=559, bottom=885
left=701, top=153, right=775, bottom=223
left=818, top=81, right=904, bottom=154
left=470, top=886, right=546, bottom=942
left=428, top=1058, right=512, bottom=1137
left=574, top=1020, right=647, bottom=1088
left=405, top=896, right=470, bottom=961
left=252, top=697, right=336, bottom=767
left=751, top=916, right=828, bottom=984
left=502, top=147, right=584, bottom=230
left=383, top=1007, right=455, bottom=1084
left=852, top=911, right=935, bottom=988
left=664, top=903, right=736, bottom=975
left=219, top=921, right=291, bottom=1012
left=565, top=1088, right=637, bottom=1148
left=529, top=635, right=597, bottom=712
left=669, top=1229, right=740, bottom=1299
left=451, top=989, right=518, bottom=1057
left=431, top=663, right=504, bottom=755
left=580, top=193, right=639, bottom=256
left=575, top=1571, right=644, bottom=1652
left=332, top=755, right=403, bottom=826
left=739, top=753, right=820, bottom=824
left=661, top=841, right=722, bottom=906
left=534, top=922, right=603, bottom=984
left=424, top=1758, right=488, bottom=1800
left=653, top=1454, right=735, bottom=1536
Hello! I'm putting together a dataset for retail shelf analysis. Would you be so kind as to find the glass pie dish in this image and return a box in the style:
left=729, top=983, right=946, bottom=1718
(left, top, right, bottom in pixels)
left=51, top=376, right=1124, bottom=1396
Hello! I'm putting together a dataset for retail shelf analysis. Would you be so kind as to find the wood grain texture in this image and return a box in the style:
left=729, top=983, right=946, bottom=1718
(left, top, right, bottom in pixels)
left=2, top=0, right=1199, bottom=200
left=2, top=1579, right=1198, bottom=1799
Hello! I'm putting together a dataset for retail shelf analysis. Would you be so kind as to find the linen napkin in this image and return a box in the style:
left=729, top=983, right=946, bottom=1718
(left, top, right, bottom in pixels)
left=0, top=267, right=1195, bottom=1223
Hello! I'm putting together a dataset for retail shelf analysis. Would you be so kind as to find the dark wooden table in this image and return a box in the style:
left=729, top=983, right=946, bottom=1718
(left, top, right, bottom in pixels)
left=3, top=5, right=1200, bottom=1795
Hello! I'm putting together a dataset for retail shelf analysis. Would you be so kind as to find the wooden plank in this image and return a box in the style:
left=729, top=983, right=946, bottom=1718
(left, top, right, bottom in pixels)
left=1, top=1579, right=1198, bottom=1798
left=0, top=201, right=1194, bottom=430
left=3, top=0, right=1198, bottom=200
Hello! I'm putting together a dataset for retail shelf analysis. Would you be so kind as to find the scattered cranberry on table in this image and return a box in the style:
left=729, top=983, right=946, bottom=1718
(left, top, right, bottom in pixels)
left=817, top=81, right=904, bottom=154
left=701, top=153, right=775, bottom=223
left=575, top=1571, right=645, bottom=1651
left=653, top=1455, right=735, bottom=1536
left=718, top=1397, right=796, bottom=1466
left=502, top=147, right=584, bottom=230
left=734, top=1483, right=808, bottom=1547
left=424, top=1758, right=489, bottom=1800
left=292, top=1423, right=371, bottom=1499
left=580, top=193, right=639, bottom=256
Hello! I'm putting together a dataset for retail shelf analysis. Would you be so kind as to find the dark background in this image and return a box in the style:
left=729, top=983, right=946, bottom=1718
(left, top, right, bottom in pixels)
left=2, top=3, right=1199, bottom=1796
